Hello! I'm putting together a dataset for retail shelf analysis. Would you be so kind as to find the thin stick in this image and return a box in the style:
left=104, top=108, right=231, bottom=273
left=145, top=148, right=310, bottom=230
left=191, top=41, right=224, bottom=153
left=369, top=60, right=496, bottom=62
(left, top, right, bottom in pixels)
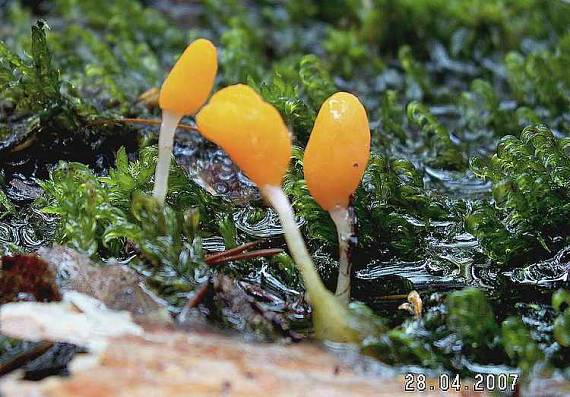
left=93, top=118, right=200, bottom=133
left=207, top=248, right=283, bottom=266
left=377, top=294, right=409, bottom=301
left=329, top=206, right=354, bottom=304
left=205, top=241, right=260, bottom=264
left=260, top=185, right=357, bottom=343
left=184, top=282, right=210, bottom=309
left=152, top=111, right=183, bottom=204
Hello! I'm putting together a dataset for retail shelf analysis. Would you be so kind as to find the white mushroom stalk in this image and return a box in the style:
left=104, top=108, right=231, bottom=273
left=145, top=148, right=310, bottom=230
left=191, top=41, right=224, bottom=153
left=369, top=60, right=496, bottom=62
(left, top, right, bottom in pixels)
left=260, top=186, right=356, bottom=341
left=329, top=206, right=355, bottom=303
left=152, top=111, right=183, bottom=203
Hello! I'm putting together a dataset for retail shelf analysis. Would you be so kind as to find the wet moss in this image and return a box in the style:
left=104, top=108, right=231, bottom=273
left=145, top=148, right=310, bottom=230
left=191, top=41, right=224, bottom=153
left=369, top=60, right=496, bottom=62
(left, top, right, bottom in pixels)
left=0, top=0, right=569, bottom=380
left=467, top=125, right=570, bottom=265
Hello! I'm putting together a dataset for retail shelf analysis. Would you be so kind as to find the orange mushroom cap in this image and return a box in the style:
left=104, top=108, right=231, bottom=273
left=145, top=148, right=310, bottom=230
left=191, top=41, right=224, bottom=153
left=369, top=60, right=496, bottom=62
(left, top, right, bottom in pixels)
left=159, top=38, right=218, bottom=116
left=196, top=84, right=292, bottom=187
left=303, top=92, right=370, bottom=211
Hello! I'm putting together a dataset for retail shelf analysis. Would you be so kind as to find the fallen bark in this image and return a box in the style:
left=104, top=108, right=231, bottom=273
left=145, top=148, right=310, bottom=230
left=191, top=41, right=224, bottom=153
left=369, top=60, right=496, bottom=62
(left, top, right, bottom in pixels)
left=0, top=297, right=485, bottom=397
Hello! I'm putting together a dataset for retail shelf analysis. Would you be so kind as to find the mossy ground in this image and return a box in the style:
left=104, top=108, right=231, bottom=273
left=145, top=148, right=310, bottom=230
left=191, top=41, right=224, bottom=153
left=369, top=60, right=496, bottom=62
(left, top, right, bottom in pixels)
left=0, top=0, right=569, bottom=384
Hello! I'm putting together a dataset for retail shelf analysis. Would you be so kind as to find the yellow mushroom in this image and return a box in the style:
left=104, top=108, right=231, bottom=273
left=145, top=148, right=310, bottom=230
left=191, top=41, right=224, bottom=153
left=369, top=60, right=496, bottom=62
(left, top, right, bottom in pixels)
left=196, top=84, right=291, bottom=187
left=304, top=92, right=370, bottom=304
left=196, top=85, right=358, bottom=342
left=152, top=38, right=217, bottom=204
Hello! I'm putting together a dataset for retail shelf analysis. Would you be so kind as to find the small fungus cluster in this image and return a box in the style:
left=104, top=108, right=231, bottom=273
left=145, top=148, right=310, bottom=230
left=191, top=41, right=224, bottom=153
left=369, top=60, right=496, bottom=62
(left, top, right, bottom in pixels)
left=152, top=39, right=370, bottom=342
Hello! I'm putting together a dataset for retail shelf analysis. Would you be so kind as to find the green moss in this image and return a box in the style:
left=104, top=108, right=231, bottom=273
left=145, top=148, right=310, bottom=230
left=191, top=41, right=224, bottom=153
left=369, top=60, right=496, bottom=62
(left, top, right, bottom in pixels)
left=324, top=28, right=369, bottom=77
left=0, top=21, right=80, bottom=127
left=36, top=162, right=121, bottom=256
left=467, top=125, right=570, bottom=265
left=379, top=90, right=407, bottom=144
left=251, top=55, right=335, bottom=144
left=220, top=17, right=264, bottom=84
left=357, top=154, right=450, bottom=258
left=398, top=46, right=430, bottom=101
left=502, top=317, right=544, bottom=375
left=553, top=289, right=570, bottom=347
left=447, top=288, right=500, bottom=350
left=505, top=33, right=570, bottom=118
left=0, top=177, right=15, bottom=217
left=459, top=79, right=520, bottom=137
left=407, top=101, right=467, bottom=170
left=1, top=0, right=570, bottom=378
left=36, top=145, right=219, bottom=258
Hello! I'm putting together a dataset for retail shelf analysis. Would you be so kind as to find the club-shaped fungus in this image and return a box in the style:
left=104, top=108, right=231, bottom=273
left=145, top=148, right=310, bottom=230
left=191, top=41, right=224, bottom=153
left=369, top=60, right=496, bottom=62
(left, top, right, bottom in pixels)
left=303, top=92, right=370, bottom=304
left=196, top=84, right=357, bottom=342
left=152, top=38, right=217, bottom=204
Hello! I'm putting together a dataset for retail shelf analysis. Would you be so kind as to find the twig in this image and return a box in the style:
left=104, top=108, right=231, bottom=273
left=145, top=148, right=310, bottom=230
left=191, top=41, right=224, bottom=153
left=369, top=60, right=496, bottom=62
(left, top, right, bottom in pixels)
left=184, top=282, right=210, bottom=309
left=204, top=241, right=260, bottom=264
left=377, top=294, right=409, bottom=301
left=207, top=248, right=283, bottom=266
left=92, top=118, right=200, bottom=133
